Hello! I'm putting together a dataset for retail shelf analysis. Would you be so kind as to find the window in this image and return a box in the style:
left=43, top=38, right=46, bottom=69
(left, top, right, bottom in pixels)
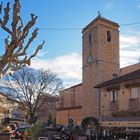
left=110, top=90, right=118, bottom=102
left=60, top=96, right=64, bottom=107
left=130, top=87, right=138, bottom=99
left=88, top=33, right=92, bottom=44
left=107, top=31, right=111, bottom=42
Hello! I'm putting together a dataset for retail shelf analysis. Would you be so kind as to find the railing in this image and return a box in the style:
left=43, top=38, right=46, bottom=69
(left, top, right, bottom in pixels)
left=129, top=98, right=139, bottom=109
left=56, top=105, right=82, bottom=111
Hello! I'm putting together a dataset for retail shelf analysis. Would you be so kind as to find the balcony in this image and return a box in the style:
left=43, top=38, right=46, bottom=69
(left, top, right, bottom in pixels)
left=110, top=101, right=118, bottom=110
left=56, top=105, right=82, bottom=111
left=129, top=98, right=140, bottom=109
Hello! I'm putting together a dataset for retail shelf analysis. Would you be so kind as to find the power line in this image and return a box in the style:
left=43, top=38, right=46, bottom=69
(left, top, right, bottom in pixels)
left=39, top=28, right=82, bottom=31
left=39, top=21, right=140, bottom=31
left=120, top=22, right=140, bottom=26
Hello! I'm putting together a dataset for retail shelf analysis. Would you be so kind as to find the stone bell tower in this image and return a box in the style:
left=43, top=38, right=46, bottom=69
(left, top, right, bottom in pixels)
left=81, top=15, right=120, bottom=118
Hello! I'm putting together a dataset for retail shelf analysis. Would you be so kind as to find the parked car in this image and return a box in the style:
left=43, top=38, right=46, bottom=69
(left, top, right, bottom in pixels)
left=46, top=124, right=64, bottom=132
left=54, top=124, right=64, bottom=132
left=15, top=126, right=30, bottom=138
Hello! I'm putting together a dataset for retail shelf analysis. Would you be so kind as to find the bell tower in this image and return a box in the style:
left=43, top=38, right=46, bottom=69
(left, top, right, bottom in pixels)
left=82, top=16, right=120, bottom=118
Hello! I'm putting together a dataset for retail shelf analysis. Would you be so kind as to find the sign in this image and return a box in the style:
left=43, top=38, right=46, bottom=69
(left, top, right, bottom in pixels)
left=100, top=121, right=140, bottom=127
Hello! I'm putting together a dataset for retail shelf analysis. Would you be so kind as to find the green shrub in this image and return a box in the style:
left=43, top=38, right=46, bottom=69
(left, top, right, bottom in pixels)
left=81, top=116, right=100, bottom=135
left=25, top=122, right=47, bottom=140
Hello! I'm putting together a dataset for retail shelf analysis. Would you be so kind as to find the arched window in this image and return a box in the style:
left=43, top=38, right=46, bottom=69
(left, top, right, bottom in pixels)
left=110, top=90, right=118, bottom=102
left=107, top=31, right=111, bottom=42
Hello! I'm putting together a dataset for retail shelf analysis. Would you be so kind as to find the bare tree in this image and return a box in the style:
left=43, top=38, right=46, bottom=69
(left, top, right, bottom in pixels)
left=0, top=0, right=44, bottom=78
left=6, top=67, right=62, bottom=124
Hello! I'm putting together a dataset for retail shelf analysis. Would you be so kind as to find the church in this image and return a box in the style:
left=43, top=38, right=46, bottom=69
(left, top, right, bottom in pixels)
left=56, top=15, right=140, bottom=133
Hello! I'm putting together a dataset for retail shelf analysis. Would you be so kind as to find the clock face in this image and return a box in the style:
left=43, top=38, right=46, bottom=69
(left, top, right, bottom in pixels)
left=87, top=55, right=93, bottom=64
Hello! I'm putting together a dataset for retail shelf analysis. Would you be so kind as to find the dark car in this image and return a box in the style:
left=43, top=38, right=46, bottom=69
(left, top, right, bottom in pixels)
left=54, top=124, right=64, bottom=132
left=46, top=124, right=63, bottom=132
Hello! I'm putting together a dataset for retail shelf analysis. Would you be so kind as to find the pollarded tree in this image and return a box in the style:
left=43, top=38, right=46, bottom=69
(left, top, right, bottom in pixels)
left=6, top=67, right=62, bottom=124
left=0, top=0, right=44, bottom=78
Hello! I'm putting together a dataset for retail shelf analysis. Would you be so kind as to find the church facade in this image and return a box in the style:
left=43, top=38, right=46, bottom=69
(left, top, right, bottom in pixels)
left=56, top=15, right=140, bottom=132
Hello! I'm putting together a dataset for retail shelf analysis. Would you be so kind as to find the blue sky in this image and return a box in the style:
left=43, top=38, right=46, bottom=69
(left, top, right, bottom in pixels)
left=1, top=0, right=140, bottom=87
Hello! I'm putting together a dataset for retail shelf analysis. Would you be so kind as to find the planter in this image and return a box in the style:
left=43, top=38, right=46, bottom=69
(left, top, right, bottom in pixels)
left=77, top=136, right=87, bottom=140
left=38, top=137, right=48, bottom=140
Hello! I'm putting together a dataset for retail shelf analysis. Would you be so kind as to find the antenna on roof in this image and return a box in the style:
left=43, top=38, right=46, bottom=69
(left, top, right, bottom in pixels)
left=97, top=10, right=102, bottom=17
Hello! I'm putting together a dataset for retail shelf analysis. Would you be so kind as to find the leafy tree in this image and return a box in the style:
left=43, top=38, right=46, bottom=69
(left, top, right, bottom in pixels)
left=0, top=0, right=44, bottom=78
left=5, top=67, right=62, bottom=124
left=81, top=116, right=100, bottom=138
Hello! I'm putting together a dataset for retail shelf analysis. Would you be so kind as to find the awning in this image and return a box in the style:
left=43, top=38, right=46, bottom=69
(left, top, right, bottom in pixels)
left=100, top=121, right=140, bottom=128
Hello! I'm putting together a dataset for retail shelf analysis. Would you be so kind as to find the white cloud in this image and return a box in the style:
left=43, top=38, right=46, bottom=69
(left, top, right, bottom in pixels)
left=120, top=33, right=140, bottom=67
left=120, top=35, right=140, bottom=48
left=30, top=32, right=140, bottom=87
left=31, top=53, right=82, bottom=87
left=120, top=50, right=140, bottom=67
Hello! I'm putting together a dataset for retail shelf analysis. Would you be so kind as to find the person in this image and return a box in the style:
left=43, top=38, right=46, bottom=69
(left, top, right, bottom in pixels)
left=7, top=124, right=23, bottom=140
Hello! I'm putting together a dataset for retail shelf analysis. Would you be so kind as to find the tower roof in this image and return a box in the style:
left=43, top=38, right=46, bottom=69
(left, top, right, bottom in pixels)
left=82, top=16, right=119, bottom=32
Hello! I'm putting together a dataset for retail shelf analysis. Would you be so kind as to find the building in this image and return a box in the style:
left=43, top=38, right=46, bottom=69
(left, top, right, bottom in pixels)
left=56, top=15, right=120, bottom=124
left=57, top=84, right=83, bottom=125
left=56, top=14, right=140, bottom=133
left=95, top=66, right=140, bottom=128
left=37, top=95, right=59, bottom=122
left=0, top=92, right=21, bottom=125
